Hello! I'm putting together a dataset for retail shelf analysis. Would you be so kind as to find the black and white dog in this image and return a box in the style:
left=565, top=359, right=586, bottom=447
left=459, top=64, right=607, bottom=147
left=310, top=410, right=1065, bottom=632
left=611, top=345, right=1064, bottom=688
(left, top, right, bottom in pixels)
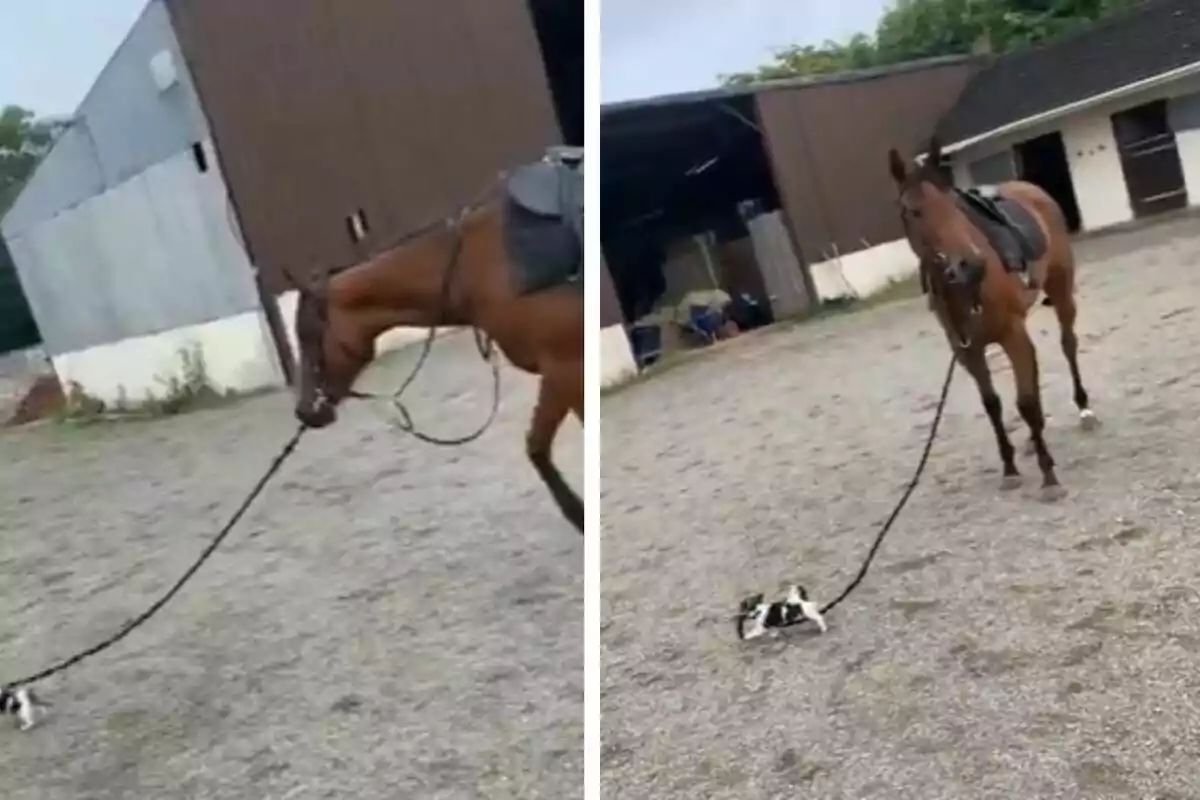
left=738, top=584, right=827, bottom=640
left=0, top=686, right=50, bottom=731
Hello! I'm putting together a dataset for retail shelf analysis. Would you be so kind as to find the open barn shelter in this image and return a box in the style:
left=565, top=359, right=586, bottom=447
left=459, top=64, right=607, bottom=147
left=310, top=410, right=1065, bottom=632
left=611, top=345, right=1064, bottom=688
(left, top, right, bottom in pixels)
left=598, top=56, right=977, bottom=385
left=0, top=0, right=581, bottom=408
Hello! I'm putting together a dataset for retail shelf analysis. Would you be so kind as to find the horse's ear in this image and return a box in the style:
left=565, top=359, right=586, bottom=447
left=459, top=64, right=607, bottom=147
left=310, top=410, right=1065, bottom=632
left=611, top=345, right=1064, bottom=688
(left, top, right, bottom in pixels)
left=888, top=148, right=907, bottom=184
left=927, top=135, right=943, bottom=165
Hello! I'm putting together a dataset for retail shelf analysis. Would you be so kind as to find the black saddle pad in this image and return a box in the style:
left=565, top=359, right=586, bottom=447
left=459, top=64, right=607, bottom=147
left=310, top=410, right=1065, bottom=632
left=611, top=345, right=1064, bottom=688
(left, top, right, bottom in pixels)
left=954, top=186, right=1047, bottom=275
left=502, top=155, right=584, bottom=296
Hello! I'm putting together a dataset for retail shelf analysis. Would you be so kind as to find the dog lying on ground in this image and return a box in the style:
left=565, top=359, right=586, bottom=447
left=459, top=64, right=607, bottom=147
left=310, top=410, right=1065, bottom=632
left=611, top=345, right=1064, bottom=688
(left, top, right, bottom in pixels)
left=738, top=584, right=827, bottom=640
left=0, top=686, right=51, bottom=731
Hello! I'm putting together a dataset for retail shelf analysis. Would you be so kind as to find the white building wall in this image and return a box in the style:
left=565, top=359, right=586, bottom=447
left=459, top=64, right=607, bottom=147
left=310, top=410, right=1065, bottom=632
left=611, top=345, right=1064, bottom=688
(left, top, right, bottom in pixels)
left=808, top=239, right=919, bottom=303
left=1175, top=129, right=1200, bottom=205
left=1060, top=110, right=1133, bottom=230
left=810, top=77, right=1200, bottom=307
left=599, top=324, right=638, bottom=388
left=5, top=141, right=279, bottom=405
left=11, top=140, right=433, bottom=407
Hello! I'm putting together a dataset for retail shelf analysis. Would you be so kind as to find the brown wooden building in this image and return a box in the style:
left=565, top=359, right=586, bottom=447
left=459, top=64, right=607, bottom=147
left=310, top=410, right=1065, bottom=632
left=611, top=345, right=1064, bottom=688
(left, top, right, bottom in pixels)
left=601, top=56, right=979, bottom=332
left=164, top=0, right=580, bottom=376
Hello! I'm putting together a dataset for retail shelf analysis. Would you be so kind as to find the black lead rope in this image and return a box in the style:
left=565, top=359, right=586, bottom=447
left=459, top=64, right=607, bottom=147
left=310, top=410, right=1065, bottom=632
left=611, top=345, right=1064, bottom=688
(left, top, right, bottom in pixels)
left=739, top=354, right=957, bottom=638
left=4, top=427, right=306, bottom=690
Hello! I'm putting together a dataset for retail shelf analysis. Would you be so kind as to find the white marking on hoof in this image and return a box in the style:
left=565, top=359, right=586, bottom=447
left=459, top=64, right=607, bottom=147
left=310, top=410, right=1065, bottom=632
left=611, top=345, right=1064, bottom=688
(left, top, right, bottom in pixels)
left=1000, top=474, right=1023, bottom=491
left=1079, top=409, right=1099, bottom=431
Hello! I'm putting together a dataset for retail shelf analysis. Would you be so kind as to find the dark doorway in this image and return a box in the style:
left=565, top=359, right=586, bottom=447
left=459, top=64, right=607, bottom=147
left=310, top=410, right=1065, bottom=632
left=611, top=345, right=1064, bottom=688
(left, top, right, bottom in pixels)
left=527, top=0, right=583, bottom=146
left=0, top=240, right=41, bottom=355
left=1111, top=99, right=1188, bottom=218
left=1015, top=132, right=1083, bottom=233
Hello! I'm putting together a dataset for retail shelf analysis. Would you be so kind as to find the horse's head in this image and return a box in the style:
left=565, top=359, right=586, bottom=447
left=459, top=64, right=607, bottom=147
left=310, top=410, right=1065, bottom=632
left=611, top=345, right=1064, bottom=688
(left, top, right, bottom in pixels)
left=289, top=268, right=374, bottom=429
left=889, top=136, right=984, bottom=345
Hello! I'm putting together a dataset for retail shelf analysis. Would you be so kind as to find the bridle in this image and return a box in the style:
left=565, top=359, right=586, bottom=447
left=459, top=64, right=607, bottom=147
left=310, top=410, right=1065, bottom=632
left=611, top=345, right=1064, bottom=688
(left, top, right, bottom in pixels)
left=298, top=184, right=503, bottom=445
left=897, top=187, right=980, bottom=351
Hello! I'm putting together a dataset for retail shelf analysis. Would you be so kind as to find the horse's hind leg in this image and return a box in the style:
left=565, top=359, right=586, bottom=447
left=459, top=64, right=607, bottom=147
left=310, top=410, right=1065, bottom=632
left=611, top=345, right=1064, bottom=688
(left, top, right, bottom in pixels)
left=958, top=346, right=1021, bottom=490
left=1001, top=325, right=1064, bottom=501
left=1045, top=277, right=1098, bottom=431
left=527, top=365, right=584, bottom=534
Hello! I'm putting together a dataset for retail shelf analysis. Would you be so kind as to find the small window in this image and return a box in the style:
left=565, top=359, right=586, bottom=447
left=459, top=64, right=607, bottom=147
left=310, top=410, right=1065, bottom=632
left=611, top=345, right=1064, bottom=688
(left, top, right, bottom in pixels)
left=346, top=208, right=370, bottom=243
left=191, top=141, right=209, bottom=173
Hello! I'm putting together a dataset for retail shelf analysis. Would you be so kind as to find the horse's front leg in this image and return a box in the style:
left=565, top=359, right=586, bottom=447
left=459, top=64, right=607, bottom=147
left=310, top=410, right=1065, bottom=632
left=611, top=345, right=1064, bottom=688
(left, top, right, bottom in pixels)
left=527, top=368, right=583, bottom=534
left=1001, top=326, right=1064, bottom=501
left=958, top=345, right=1020, bottom=490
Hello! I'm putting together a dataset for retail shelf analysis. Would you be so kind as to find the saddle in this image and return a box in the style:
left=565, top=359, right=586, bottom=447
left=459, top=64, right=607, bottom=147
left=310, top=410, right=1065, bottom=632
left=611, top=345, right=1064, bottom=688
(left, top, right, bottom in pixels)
left=952, top=186, right=1047, bottom=285
left=502, top=147, right=585, bottom=296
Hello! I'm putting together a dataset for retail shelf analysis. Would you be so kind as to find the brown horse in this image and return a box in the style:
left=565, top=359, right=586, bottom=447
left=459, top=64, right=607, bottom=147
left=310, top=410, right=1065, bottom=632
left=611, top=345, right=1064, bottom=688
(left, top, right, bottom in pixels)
left=289, top=152, right=584, bottom=533
left=888, top=136, right=1098, bottom=501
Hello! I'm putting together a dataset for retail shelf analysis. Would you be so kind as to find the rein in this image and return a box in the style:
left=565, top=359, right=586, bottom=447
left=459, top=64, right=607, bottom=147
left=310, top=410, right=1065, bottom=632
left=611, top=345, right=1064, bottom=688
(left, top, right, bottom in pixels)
left=344, top=199, right=501, bottom=447
left=4, top=426, right=306, bottom=689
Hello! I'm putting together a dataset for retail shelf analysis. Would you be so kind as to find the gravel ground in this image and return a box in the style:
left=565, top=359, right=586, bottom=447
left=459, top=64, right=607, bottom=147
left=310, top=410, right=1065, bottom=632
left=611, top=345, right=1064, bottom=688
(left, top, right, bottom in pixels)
left=601, top=215, right=1200, bottom=799
left=0, top=332, right=582, bottom=800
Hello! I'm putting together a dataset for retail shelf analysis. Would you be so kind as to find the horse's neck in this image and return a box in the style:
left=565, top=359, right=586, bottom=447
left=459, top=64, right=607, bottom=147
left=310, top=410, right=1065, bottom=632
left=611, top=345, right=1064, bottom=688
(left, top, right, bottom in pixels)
left=332, top=225, right=474, bottom=335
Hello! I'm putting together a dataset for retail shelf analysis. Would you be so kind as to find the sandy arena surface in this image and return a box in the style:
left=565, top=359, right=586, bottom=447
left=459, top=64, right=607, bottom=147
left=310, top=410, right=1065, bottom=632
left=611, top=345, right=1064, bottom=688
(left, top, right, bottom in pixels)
left=601, top=215, right=1200, bottom=799
left=0, top=333, right=582, bottom=800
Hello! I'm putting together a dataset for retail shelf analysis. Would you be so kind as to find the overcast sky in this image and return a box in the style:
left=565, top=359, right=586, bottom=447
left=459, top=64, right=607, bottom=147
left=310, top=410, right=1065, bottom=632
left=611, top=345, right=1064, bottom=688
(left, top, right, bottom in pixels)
left=602, top=0, right=892, bottom=103
left=0, top=0, right=147, bottom=116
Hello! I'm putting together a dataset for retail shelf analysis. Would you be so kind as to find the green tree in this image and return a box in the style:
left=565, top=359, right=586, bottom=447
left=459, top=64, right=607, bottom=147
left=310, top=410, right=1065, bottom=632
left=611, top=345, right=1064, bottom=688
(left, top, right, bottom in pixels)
left=0, top=105, right=59, bottom=352
left=721, top=0, right=1136, bottom=85
left=0, top=105, right=67, bottom=213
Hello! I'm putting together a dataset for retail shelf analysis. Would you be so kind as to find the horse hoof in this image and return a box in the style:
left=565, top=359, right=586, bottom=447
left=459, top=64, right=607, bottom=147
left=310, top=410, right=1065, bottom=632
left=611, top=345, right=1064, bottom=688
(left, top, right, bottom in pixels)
left=1040, top=484, right=1067, bottom=503
left=1000, top=474, right=1023, bottom=491
left=1079, top=409, right=1100, bottom=431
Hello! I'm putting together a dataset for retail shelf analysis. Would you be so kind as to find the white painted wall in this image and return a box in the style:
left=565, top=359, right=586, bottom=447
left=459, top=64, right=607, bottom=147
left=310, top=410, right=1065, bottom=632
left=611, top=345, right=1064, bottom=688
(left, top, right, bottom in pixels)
left=952, top=109, right=1132, bottom=233
left=1060, top=110, right=1133, bottom=230
left=1175, top=128, right=1200, bottom=206
left=53, top=309, right=285, bottom=406
left=56, top=291, right=455, bottom=408
left=808, top=238, right=918, bottom=302
left=25, top=140, right=441, bottom=407
left=600, top=324, right=638, bottom=388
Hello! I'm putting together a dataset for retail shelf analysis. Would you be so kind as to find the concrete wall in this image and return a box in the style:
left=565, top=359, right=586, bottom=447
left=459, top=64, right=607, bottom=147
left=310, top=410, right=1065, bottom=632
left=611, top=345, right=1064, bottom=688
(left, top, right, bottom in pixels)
left=809, top=239, right=919, bottom=303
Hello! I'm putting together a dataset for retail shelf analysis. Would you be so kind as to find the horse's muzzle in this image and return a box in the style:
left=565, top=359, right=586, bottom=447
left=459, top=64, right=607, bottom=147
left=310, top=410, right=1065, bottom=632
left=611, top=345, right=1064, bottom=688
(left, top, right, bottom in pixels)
left=295, top=397, right=336, bottom=429
left=941, top=255, right=985, bottom=287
